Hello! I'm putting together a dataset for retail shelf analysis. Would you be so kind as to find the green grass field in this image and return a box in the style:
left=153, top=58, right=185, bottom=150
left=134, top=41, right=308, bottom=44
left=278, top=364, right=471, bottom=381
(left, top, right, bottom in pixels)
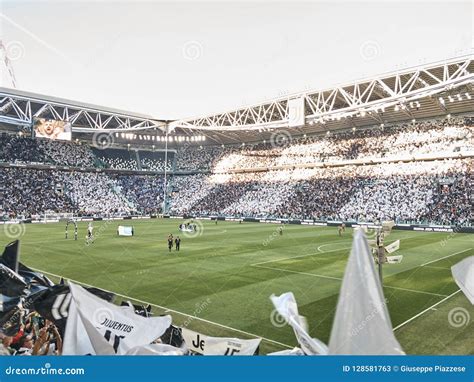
left=2, top=219, right=473, bottom=355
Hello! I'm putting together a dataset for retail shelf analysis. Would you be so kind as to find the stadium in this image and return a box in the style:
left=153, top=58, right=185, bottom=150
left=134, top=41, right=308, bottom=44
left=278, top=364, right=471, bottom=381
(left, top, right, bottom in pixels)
left=0, top=2, right=472, bottom=362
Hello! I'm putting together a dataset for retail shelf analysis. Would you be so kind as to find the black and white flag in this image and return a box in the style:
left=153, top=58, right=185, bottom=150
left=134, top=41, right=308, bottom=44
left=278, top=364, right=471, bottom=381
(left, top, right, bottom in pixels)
left=29, top=283, right=114, bottom=335
left=0, top=263, right=27, bottom=297
left=181, top=328, right=261, bottom=355
left=30, top=284, right=71, bottom=324
left=63, top=283, right=172, bottom=355
left=0, top=240, right=19, bottom=273
left=120, top=301, right=152, bottom=317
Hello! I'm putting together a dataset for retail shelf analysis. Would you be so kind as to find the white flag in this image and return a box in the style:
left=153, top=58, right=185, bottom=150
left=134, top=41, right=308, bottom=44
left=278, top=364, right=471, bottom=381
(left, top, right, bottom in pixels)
left=63, top=283, right=171, bottom=355
left=386, top=255, right=403, bottom=264
left=451, top=256, right=474, bottom=304
left=328, top=229, right=404, bottom=355
left=268, top=347, right=305, bottom=356
left=270, top=292, right=328, bottom=355
left=181, top=328, right=261, bottom=355
left=385, top=240, right=400, bottom=254
left=125, top=343, right=185, bottom=356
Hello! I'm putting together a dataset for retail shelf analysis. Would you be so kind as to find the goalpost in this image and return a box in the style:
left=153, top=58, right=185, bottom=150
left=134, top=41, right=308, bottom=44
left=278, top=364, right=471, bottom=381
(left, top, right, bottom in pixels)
left=65, top=219, right=78, bottom=240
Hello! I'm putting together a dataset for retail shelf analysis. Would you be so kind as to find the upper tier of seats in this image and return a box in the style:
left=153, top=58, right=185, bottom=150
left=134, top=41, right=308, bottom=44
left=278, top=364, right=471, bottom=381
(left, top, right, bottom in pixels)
left=0, top=116, right=472, bottom=173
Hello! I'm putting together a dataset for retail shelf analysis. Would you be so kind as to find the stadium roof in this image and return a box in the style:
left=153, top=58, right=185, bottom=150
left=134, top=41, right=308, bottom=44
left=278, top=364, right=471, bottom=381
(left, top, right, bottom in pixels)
left=0, top=87, right=167, bottom=132
left=170, top=55, right=474, bottom=144
left=0, top=55, right=472, bottom=146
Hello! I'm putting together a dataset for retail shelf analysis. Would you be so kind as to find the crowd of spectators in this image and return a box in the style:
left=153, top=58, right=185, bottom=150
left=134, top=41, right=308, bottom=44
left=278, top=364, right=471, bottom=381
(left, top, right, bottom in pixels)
left=115, top=174, right=165, bottom=214
left=37, top=140, right=96, bottom=167
left=2, top=157, right=468, bottom=225
left=0, top=135, right=172, bottom=172
left=0, top=168, right=134, bottom=219
left=0, top=135, right=97, bottom=167
left=0, top=117, right=472, bottom=225
left=168, top=174, right=214, bottom=216
left=139, top=158, right=162, bottom=171
left=93, top=148, right=138, bottom=170
left=0, top=168, right=75, bottom=219
left=0, top=135, right=45, bottom=164
left=94, top=148, right=173, bottom=172
left=173, top=116, right=472, bottom=172
left=169, top=159, right=472, bottom=225
left=175, top=146, right=229, bottom=171
left=0, top=313, right=63, bottom=356
left=61, top=172, right=132, bottom=216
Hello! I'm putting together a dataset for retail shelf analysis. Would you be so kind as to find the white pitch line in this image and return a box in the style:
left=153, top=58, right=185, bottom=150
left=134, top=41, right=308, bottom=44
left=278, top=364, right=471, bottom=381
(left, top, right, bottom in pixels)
left=318, top=243, right=350, bottom=253
left=422, top=265, right=450, bottom=271
left=382, top=285, right=448, bottom=297
left=32, top=267, right=293, bottom=350
left=251, top=246, right=351, bottom=267
left=420, top=248, right=472, bottom=267
left=393, top=289, right=461, bottom=331
left=255, top=264, right=450, bottom=297
left=252, top=264, right=343, bottom=281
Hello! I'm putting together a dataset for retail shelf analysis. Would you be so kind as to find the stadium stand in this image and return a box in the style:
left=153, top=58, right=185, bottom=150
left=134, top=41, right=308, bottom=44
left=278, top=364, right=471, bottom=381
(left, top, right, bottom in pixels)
left=0, top=167, right=75, bottom=219
left=0, top=117, right=472, bottom=225
left=93, top=147, right=139, bottom=170
left=176, top=117, right=472, bottom=172
left=0, top=135, right=45, bottom=164
left=138, top=150, right=172, bottom=172
left=115, top=174, right=165, bottom=214
left=37, top=139, right=97, bottom=168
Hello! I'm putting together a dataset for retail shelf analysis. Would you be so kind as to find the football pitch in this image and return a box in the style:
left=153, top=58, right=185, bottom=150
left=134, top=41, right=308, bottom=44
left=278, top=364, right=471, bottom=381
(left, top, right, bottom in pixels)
left=2, top=219, right=473, bottom=355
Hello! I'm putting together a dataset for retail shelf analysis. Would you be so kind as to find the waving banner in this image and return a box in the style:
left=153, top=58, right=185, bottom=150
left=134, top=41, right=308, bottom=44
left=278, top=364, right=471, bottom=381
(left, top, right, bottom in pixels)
left=125, top=343, right=185, bottom=356
left=328, top=229, right=404, bottom=355
left=63, top=283, right=171, bottom=355
left=451, top=256, right=474, bottom=304
left=181, top=328, right=261, bottom=355
left=270, top=292, right=328, bottom=355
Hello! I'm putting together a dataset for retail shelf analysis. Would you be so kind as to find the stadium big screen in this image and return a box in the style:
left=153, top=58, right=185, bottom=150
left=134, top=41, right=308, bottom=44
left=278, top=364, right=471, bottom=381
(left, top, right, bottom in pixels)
left=34, top=118, right=72, bottom=141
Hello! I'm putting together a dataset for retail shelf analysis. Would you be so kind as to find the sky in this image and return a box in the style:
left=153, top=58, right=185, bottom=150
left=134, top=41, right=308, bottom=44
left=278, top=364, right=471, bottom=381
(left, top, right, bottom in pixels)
left=0, top=1, right=472, bottom=120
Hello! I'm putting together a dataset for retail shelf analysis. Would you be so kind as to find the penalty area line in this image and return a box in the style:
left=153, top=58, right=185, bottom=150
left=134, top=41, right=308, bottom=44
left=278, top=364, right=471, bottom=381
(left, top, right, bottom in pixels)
left=251, top=246, right=351, bottom=267
left=252, top=264, right=343, bottom=281
left=420, top=248, right=472, bottom=267
left=392, top=289, right=461, bottom=331
left=31, top=267, right=293, bottom=350
left=254, top=264, right=451, bottom=297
